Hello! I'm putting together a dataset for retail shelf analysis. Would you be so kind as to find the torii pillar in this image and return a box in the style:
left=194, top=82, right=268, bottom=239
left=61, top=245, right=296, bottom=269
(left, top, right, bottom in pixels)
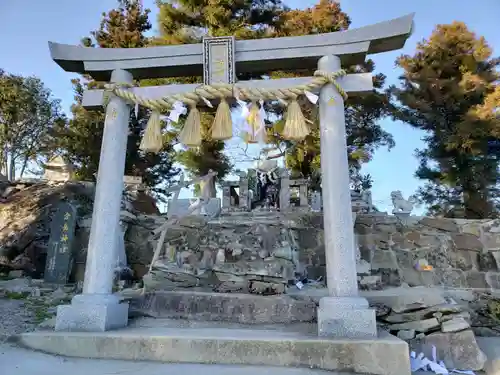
left=316, top=55, right=376, bottom=338
left=55, top=69, right=133, bottom=331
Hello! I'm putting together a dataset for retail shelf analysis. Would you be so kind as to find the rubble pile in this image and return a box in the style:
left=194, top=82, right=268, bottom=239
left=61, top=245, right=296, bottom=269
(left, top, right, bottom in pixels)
left=374, top=290, right=487, bottom=371
left=143, top=212, right=299, bottom=295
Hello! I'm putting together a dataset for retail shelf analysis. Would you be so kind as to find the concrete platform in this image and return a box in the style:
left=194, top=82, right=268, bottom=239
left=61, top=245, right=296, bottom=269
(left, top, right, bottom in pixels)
left=0, top=343, right=376, bottom=375
left=12, top=322, right=411, bottom=375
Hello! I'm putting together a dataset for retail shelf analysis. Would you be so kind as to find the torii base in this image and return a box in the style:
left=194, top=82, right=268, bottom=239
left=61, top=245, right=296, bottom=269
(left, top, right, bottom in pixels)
left=55, top=294, right=129, bottom=332
left=317, top=296, right=377, bottom=338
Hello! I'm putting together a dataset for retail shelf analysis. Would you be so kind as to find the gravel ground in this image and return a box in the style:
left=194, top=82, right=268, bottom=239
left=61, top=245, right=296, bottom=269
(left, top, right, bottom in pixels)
left=0, top=297, right=37, bottom=342
left=0, top=278, right=61, bottom=343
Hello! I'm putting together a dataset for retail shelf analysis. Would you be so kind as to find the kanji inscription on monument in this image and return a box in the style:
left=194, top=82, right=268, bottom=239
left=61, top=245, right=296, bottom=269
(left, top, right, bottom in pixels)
left=203, top=36, right=235, bottom=85
left=44, top=202, right=77, bottom=284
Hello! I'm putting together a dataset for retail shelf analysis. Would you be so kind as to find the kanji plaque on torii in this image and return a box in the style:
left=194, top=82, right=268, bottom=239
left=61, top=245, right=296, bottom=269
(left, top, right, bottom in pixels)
left=203, top=36, right=236, bottom=85
left=48, top=14, right=414, bottom=338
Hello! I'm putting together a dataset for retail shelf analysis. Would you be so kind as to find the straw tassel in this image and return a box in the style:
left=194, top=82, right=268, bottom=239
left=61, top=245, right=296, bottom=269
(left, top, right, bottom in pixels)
left=211, top=98, right=233, bottom=140
left=178, top=105, right=202, bottom=147
left=243, top=102, right=265, bottom=144
left=139, top=111, right=163, bottom=154
left=281, top=100, right=310, bottom=141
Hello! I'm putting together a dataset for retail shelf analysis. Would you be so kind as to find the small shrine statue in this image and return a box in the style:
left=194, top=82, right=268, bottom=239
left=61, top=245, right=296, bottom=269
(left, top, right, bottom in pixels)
left=252, top=155, right=280, bottom=210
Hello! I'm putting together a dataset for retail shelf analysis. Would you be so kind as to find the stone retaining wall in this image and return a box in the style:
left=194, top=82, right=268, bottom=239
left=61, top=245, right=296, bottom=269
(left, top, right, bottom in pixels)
left=4, top=179, right=500, bottom=294
left=297, top=213, right=500, bottom=290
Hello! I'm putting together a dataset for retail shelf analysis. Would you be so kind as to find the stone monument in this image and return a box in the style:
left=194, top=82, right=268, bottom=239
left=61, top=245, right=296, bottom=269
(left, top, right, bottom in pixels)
left=44, top=202, right=77, bottom=285
left=47, top=12, right=414, bottom=343
left=310, top=191, right=322, bottom=212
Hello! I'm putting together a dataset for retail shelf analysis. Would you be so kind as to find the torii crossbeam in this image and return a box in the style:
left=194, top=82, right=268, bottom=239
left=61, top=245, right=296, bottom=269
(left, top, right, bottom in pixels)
left=49, top=14, right=414, bottom=336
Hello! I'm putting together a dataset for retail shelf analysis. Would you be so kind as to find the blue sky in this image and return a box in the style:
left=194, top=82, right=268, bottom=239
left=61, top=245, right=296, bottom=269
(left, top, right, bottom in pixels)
left=1, top=0, right=499, bottom=213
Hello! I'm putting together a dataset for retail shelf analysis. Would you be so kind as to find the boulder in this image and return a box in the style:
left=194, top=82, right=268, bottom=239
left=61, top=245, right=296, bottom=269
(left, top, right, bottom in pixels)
left=410, top=329, right=487, bottom=371
left=477, top=337, right=500, bottom=375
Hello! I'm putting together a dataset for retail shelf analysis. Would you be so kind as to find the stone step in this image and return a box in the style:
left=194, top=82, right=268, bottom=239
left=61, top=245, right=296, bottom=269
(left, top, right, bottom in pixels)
left=0, top=344, right=374, bottom=375
left=12, top=322, right=411, bottom=375
left=128, top=287, right=448, bottom=325
left=128, top=316, right=318, bottom=333
left=129, top=290, right=318, bottom=324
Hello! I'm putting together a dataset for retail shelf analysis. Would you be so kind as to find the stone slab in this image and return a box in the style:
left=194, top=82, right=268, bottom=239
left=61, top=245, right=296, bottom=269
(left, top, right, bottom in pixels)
left=288, top=286, right=447, bottom=312
left=130, top=291, right=316, bottom=324
left=167, top=198, right=192, bottom=216
left=361, top=287, right=448, bottom=313
left=167, top=198, right=221, bottom=217
left=441, top=317, right=470, bottom=333
left=13, top=327, right=411, bottom=375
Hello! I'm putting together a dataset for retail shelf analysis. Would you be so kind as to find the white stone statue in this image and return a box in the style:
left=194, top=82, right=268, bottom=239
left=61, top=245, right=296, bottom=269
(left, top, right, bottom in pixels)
left=390, top=190, right=416, bottom=215
left=189, top=173, right=221, bottom=217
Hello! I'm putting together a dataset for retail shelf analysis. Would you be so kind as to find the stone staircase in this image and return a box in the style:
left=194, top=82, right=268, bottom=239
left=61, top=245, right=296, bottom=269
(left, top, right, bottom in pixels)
left=13, top=288, right=413, bottom=375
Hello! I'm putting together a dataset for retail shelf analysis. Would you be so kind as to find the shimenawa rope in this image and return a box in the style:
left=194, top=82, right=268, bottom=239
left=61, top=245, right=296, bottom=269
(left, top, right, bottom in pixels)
left=104, top=70, right=348, bottom=152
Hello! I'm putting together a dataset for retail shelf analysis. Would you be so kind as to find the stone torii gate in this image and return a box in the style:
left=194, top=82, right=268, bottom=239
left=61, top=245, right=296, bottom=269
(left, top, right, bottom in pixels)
left=49, top=14, right=414, bottom=335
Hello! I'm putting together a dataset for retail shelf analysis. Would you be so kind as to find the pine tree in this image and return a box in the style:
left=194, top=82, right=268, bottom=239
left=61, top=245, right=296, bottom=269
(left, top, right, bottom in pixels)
left=266, top=1, right=394, bottom=191
left=390, top=22, right=500, bottom=218
left=154, top=0, right=395, bottom=194
left=54, top=0, right=180, bottom=198
left=153, top=0, right=289, bottom=195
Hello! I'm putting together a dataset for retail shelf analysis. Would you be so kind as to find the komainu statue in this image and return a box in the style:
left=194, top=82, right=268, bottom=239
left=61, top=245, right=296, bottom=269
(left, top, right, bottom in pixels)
left=390, top=190, right=416, bottom=215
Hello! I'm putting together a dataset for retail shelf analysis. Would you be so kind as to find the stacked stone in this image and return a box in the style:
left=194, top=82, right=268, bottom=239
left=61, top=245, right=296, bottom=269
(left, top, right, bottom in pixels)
left=141, top=212, right=299, bottom=294
left=376, top=300, right=486, bottom=371
left=298, top=212, right=500, bottom=291
left=380, top=302, right=470, bottom=339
